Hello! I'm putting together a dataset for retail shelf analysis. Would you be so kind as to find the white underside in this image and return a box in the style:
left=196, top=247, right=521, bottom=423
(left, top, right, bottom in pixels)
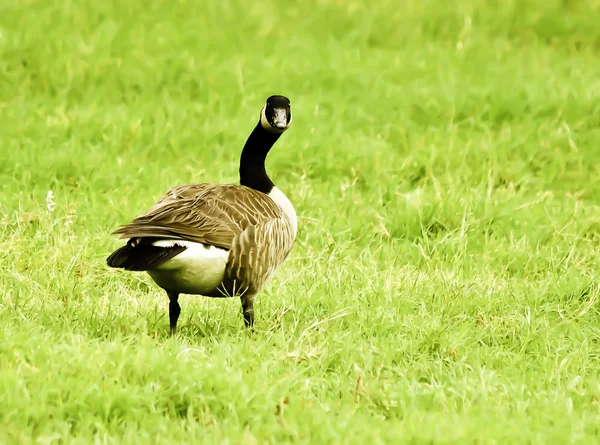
left=268, top=186, right=298, bottom=238
left=147, top=240, right=229, bottom=295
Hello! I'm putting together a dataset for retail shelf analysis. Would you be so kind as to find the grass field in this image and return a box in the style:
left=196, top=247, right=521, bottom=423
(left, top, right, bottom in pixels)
left=2, top=0, right=600, bottom=443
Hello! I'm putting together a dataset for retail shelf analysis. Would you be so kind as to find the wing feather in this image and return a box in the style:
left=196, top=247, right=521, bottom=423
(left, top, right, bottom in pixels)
left=112, top=184, right=285, bottom=251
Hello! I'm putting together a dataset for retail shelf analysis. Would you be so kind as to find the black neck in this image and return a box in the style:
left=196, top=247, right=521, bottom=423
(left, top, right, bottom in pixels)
left=239, top=122, right=281, bottom=194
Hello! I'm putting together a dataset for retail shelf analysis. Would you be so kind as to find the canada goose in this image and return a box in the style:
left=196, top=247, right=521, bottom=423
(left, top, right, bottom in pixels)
left=107, top=95, right=297, bottom=334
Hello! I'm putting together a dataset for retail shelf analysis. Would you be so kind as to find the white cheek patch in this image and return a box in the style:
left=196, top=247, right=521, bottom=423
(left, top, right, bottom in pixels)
left=260, top=106, right=271, bottom=130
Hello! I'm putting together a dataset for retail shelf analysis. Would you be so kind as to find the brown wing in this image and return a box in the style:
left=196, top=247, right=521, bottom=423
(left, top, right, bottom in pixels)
left=112, top=183, right=286, bottom=251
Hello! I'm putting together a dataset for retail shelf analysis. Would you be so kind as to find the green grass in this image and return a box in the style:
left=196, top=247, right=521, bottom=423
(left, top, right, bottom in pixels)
left=2, top=0, right=600, bottom=442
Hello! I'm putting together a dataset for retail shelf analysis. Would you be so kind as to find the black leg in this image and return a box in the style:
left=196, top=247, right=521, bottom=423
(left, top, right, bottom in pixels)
left=167, top=291, right=181, bottom=335
left=241, top=294, right=255, bottom=328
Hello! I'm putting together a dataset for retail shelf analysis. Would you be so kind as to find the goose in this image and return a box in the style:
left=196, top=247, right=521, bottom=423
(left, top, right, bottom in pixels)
left=106, top=95, right=297, bottom=334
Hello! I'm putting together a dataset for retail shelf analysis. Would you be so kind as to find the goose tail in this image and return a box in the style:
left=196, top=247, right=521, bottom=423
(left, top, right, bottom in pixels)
left=106, top=240, right=186, bottom=271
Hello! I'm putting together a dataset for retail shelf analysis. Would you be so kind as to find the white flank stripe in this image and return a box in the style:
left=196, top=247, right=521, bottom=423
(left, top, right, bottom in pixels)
left=147, top=240, right=230, bottom=295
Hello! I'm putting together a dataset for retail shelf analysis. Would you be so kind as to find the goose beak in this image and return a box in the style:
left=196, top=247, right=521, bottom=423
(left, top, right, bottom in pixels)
left=273, top=108, right=288, bottom=129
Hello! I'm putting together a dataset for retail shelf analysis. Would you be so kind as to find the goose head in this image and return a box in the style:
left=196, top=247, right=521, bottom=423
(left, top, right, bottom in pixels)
left=260, top=95, right=292, bottom=133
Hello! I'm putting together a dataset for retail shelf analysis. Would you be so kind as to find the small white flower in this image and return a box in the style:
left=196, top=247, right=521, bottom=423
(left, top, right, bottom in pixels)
left=46, top=190, right=56, bottom=213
